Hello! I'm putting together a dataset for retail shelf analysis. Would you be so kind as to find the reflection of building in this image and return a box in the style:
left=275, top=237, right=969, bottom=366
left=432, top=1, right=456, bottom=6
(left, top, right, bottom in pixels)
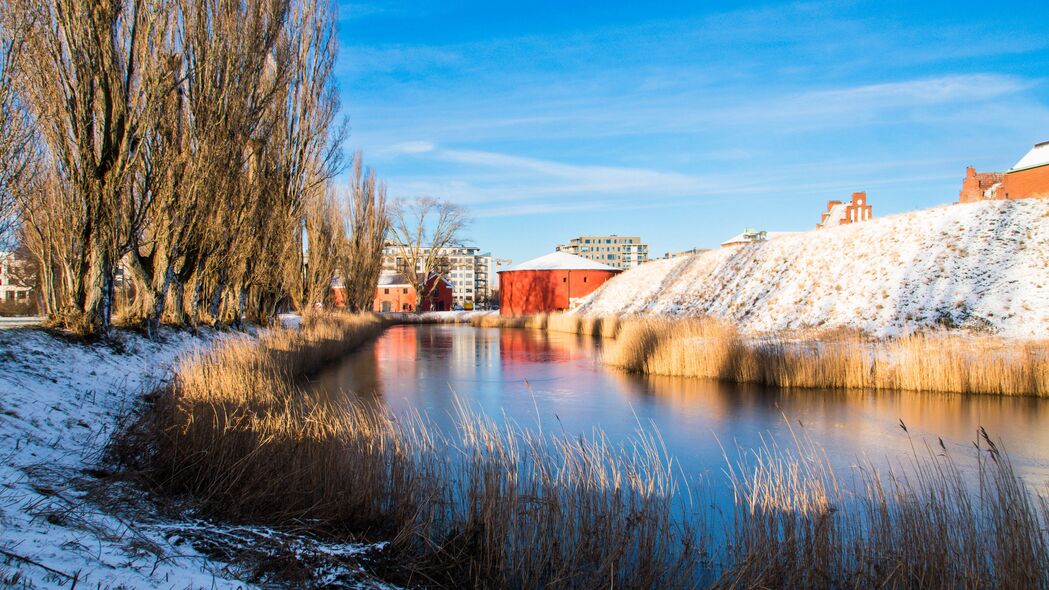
left=382, top=245, right=494, bottom=308
left=817, top=192, right=873, bottom=229
left=556, top=235, right=648, bottom=270
left=498, top=252, right=620, bottom=316
left=959, top=141, right=1049, bottom=203
left=499, top=328, right=575, bottom=364
left=373, top=271, right=453, bottom=313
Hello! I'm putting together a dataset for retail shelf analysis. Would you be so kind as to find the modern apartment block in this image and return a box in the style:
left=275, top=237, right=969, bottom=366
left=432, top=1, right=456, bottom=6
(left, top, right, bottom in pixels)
left=555, top=235, right=649, bottom=270
left=382, top=244, right=494, bottom=308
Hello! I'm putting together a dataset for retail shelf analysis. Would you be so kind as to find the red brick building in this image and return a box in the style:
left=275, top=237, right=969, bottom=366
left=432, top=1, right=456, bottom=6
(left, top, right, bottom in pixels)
left=373, top=271, right=453, bottom=313
left=959, top=141, right=1049, bottom=203
left=816, top=192, right=873, bottom=229
left=498, top=252, right=620, bottom=316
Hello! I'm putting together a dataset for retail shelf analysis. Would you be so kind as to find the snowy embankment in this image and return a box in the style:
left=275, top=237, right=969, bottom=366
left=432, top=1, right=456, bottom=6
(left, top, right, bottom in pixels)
left=0, top=328, right=255, bottom=588
left=0, top=327, right=396, bottom=589
left=577, top=199, right=1049, bottom=338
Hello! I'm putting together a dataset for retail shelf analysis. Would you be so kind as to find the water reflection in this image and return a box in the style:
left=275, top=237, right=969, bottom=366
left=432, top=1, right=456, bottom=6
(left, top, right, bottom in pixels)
left=309, top=324, right=1049, bottom=484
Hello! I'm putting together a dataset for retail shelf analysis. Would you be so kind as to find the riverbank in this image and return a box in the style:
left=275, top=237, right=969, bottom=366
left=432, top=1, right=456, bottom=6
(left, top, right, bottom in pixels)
left=121, top=314, right=1049, bottom=588
left=410, top=312, right=1048, bottom=397
left=0, top=326, right=253, bottom=587
left=0, top=321, right=400, bottom=588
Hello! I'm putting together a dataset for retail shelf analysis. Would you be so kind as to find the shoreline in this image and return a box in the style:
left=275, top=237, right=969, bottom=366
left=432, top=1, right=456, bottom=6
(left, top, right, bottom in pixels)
left=385, top=312, right=1049, bottom=397
left=0, top=326, right=256, bottom=588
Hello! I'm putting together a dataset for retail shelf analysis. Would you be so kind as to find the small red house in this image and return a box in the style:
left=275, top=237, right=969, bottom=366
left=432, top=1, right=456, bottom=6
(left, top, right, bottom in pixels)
left=373, top=271, right=453, bottom=313
left=498, top=252, right=620, bottom=316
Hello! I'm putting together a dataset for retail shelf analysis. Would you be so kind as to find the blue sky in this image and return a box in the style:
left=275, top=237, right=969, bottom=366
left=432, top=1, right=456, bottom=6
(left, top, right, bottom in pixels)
left=334, top=0, right=1049, bottom=263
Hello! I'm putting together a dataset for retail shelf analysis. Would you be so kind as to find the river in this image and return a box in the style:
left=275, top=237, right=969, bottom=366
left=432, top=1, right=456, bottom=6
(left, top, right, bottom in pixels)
left=309, top=324, right=1049, bottom=487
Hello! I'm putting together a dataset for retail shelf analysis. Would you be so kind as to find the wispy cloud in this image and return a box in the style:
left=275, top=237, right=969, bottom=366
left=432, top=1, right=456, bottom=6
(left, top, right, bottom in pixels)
left=335, top=0, right=1049, bottom=258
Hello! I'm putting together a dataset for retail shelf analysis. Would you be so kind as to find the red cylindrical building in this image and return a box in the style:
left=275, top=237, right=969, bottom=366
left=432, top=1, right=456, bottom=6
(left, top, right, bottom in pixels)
left=498, top=252, right=621, bottom=316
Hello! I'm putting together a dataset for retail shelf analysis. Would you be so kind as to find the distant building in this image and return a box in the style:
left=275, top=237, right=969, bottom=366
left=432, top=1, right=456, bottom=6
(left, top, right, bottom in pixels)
left=555, top=235, right=648, bottom=270
left=498, top=252, right=620, bottom=316
left=373, top=271, right=453, bottom=313
left=959, top=168, right=1005, bottom=203
left=721, top=228, right=767, bottom=247
left=959, top=141, right=1049, bottom=203
left=663, top=248, right=709, bottom=259
left=817, top=192, right=873, bottom=229
left=0, top=252, right=34, bottom=306
left=720, top=229, right=798, bottom=248
left=382, top=245, right=494, bottom=308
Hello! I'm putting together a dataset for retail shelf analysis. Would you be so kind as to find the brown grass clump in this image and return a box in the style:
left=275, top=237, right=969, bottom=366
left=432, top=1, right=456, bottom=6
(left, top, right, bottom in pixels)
left=603, top=317, right=1049, bottom=396
left=125, top=312, right=698, bottom=588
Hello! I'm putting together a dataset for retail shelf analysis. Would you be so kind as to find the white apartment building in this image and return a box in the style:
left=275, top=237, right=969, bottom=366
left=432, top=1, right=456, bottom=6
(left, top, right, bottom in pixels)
left=382, top=244, right=495, bottom=308
left=555, top=235, right=649, bottom=270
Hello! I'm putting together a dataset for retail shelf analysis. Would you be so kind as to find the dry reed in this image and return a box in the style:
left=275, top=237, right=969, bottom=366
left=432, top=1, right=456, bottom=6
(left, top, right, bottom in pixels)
left=123, top=312, right=697, bottom=588
left=119, top=313, right=1049, bottom=588
left=602, top=316, right=1049, bottom=396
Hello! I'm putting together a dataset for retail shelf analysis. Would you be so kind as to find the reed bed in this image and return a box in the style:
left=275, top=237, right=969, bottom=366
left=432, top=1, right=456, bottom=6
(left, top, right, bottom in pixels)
left=717, top=426, right=1049, bottom=589
left=601, top=316, right=1049, bottom=396
left=120, top=313, right=1049, bottom=588
left=123, top=313, right=697, bottom=588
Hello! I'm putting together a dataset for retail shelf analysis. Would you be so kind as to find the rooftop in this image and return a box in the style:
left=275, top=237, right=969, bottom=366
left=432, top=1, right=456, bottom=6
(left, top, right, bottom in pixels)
left=501, top=251, right=618, bottom=272
left=1011, top=141, right=1049, bottom=172
left=377, top=271, right=412, bottom=286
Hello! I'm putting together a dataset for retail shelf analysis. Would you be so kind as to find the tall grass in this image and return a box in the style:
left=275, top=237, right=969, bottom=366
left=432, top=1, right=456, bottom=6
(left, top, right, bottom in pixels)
left=120, top=313, right=1049, bottom=588
left=602, top=316, right=1049, bottom=396
left=718, top=426, right=1049, bottom=589
left=122, top=313, right=697, bottom=588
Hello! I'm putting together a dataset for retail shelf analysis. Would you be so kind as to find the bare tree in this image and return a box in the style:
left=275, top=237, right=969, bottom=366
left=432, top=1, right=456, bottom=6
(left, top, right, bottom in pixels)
left=6, top=0, right=364, bottom=334
left=9, top=0, right=178, bottom=333
left=340, top=153, right=388, bottom=312
left=0, top=12, right=36, bottom=253
left=388, top=197, right=469, bottom=310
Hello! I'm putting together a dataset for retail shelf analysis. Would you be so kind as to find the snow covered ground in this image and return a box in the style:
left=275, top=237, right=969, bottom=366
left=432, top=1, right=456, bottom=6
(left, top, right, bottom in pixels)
left=0, top=327, right=392, bottom=588
left=0, top=328, right=256, bottom=588
left=576, top=199, right=1049, bottom=338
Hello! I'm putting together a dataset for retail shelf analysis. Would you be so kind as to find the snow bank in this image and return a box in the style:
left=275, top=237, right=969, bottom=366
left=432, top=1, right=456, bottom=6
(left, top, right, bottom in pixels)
left=0, top=326, right=397, bottom=588
left=0, top=328, right=254, bottom=587
left=576, top=199, right=1049, bottom=338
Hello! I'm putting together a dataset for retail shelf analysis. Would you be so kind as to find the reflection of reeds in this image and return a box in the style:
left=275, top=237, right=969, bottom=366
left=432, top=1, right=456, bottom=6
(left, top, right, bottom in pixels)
left=121, top=313, right=1049, bottom=587
left=601, top=316, right=1049, bottom=397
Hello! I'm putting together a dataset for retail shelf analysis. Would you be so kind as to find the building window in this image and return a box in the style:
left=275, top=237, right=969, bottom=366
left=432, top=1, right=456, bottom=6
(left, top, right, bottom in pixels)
left=563, top=277, right=567, bottom=283
left=583, top=277, right=588, bottom=283
left=384, top=288, right=389, bottom=295
left=403, top=288, right=408, bottom=294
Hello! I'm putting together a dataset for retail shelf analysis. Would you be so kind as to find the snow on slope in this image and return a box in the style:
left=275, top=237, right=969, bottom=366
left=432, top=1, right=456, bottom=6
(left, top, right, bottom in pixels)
left=576, top=199, right=1049, bottom=338
left=0, top=328, right=254, bottom=588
